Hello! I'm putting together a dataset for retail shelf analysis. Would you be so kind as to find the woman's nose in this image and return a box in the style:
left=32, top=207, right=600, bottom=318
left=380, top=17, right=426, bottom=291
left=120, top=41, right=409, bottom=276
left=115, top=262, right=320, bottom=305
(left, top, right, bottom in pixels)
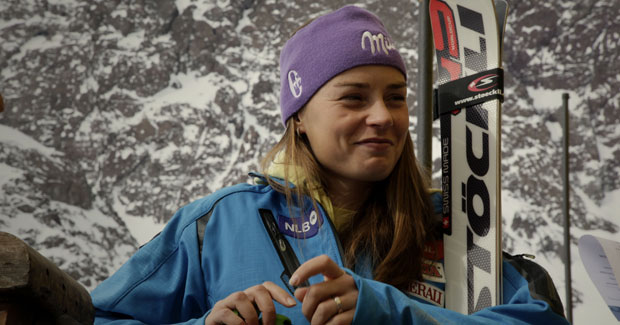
left=366, top=99, right=394, bottom=128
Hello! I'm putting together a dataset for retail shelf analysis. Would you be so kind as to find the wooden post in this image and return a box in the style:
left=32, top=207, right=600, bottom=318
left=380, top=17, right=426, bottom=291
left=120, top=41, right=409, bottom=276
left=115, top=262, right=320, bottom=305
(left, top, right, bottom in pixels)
left=0, top=232, right=94, bottom=325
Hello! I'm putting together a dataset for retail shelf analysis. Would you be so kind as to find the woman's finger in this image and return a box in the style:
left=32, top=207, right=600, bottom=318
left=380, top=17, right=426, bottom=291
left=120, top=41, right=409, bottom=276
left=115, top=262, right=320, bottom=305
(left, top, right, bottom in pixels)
left=243, top=283, right=280, bottom=325
left=245, top=287, right=275, bottom=325
left=206, top=282, right=297, bottom=325
left=244, top=282, right=297, bottom=325
left=205, top=308, right=245, bottom=325
left=294, top=286, right=309, bottom=302
left=222, top=292, right=259, bottom=325
left=290, top=255, right=344, bottom=287
left=310, top=286, right=357, bottom=325
left=297, top=275, right=357, bottom=322
left=262, top=281, right=297, bottom=307
left=324, top=309, right=355, bottom=325
left=309, top=292, right=352, bottom=325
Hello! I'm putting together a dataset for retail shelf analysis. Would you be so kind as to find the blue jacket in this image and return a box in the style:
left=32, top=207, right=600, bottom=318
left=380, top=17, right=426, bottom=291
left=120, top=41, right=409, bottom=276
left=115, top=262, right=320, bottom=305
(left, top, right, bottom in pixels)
left=91, top=177, right=568, bottom=324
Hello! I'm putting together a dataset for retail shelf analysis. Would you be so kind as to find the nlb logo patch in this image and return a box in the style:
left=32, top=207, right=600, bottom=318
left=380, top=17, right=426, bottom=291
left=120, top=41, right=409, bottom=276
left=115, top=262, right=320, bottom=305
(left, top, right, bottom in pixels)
left=288, top=70, right=302, bottom=98
left=467, top=74, right=499, bottom=92
left=361, top=31, right=396, bottom=55
left=278, top=210, right=322, bottom=239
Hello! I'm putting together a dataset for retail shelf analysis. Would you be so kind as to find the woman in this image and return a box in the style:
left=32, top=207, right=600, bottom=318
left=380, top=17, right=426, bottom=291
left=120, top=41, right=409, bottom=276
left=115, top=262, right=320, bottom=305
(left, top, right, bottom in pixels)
left=91, top=6, right=567, bottom=325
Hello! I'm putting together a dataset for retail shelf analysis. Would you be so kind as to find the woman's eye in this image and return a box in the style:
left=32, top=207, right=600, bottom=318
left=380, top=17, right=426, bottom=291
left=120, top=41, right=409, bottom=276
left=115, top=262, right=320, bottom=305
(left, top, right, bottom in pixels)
left=341, top=94, right=363, bottom=101
left=388, top=94, right=406, bottom=102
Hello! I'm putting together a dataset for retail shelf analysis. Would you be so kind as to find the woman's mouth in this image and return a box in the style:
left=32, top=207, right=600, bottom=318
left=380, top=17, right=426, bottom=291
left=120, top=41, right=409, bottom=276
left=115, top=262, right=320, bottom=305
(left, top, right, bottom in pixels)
left=355, top=138, right=393, bottom=150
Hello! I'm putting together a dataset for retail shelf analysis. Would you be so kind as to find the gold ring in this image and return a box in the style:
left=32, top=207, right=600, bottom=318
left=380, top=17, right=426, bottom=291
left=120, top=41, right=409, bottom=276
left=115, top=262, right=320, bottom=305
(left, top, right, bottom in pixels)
left=333, top=296, right=343, bottom=314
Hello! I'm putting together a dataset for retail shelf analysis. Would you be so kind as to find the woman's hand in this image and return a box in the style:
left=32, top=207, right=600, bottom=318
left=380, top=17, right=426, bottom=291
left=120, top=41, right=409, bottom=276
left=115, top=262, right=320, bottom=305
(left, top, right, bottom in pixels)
left=204, top=281, right=296, bottom=325
left=290, top=255, right=358, bottom=325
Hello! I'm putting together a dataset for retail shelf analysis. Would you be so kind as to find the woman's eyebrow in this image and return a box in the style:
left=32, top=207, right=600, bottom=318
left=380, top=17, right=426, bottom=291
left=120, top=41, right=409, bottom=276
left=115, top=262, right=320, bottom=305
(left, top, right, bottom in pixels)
left=387, top=82, right=407, bottom=89
left=333, top=82, right=369, bottom=88
left=333, top=82, right=406, bottom=89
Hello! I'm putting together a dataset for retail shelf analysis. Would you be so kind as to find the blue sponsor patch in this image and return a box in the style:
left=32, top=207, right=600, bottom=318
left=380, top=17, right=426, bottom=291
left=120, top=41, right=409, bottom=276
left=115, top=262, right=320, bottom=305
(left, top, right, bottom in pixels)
left=278, top=209, right=323, bottom=239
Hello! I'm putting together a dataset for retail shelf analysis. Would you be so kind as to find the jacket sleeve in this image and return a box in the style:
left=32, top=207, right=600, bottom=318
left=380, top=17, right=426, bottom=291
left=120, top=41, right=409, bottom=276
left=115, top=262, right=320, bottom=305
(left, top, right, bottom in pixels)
left=350, top=257, right=569, bottom=324
left=90, top=198, right=214, bottom=325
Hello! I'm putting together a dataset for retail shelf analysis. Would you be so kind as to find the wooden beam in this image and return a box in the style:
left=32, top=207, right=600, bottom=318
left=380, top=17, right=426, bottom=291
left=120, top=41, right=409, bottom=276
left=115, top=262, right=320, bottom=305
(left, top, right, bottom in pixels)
left=0, top=232, right=94, bottom=324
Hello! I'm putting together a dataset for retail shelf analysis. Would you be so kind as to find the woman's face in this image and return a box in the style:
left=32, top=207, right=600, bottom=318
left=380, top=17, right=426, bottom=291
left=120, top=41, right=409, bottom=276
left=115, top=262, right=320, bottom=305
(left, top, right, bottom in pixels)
left=297, top=65, right=409, bottom=186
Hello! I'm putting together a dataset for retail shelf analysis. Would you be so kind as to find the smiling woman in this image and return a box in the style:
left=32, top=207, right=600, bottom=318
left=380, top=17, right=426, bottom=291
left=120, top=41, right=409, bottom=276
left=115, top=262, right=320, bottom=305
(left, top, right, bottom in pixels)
left=90, top=5, right=568, bottom=325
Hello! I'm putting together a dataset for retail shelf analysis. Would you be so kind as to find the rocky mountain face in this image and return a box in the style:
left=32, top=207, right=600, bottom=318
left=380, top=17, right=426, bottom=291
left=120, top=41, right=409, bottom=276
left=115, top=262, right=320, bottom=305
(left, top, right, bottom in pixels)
left=1, top=0, right=618, bottom=322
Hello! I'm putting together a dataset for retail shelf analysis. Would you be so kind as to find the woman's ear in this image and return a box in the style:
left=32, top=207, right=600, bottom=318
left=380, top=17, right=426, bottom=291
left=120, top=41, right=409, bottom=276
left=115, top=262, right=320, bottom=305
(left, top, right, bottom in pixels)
left=294, top=113, right=306, bottom=134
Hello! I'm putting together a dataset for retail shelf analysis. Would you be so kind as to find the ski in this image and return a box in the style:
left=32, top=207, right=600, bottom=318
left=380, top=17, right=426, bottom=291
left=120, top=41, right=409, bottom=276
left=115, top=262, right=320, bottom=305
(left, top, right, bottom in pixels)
left=494, top=0, right=509, bottom=45
left=429, top=0, right=508, bottom=314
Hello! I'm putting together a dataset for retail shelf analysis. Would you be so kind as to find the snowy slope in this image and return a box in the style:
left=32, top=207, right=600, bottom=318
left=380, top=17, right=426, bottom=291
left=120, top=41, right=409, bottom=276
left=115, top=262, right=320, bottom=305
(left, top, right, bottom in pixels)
left=0, top=0, right=618, bottom=323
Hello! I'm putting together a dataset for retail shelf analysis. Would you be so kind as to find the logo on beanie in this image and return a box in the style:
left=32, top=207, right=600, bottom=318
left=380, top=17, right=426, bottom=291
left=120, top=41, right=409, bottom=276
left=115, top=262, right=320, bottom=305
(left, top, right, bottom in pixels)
left=288, top=70, right=302, bottom=98
left=361, top=31, right=396, bottom=55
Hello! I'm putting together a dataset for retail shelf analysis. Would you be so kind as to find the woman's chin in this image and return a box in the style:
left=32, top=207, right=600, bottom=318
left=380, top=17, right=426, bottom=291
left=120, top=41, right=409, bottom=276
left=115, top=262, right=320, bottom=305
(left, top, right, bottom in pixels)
left=352, top=165, right=395, bottom=182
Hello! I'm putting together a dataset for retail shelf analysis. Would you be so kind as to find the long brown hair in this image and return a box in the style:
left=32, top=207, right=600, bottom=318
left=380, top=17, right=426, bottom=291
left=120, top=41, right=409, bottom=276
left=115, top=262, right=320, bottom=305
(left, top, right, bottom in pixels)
left=261, top=118, right=435, bottom=290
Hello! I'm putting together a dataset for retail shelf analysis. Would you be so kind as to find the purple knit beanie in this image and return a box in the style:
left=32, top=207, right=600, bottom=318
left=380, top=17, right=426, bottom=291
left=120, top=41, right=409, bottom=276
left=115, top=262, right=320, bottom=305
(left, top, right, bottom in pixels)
left=279, top=5, right=407, bottom=125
